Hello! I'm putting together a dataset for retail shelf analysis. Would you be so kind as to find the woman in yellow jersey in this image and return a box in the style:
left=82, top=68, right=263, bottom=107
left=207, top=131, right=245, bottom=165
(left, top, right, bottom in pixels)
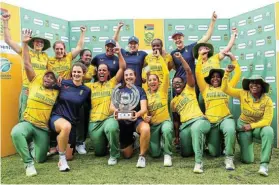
left=75, top=49, right=95, bottom=155
left=47, top=26, right=86, bottom=79
left=1, top=12, right=51, bottom=122
left=110, top=68, right=149, bottom=168
left=143, top=49, right=173, bottom=167
left=195, top=49, right=241, bottom=171
left=192, top=28, right=238, bottom=113
left=11, top=30, right=59, bottom=177
left=171, top=52, right=210, bottom=174
left=222, top=68, right=274, bottom=177
left=141, top=38, right=173, bottom=91
left=85, top=47, right=126, bottom=165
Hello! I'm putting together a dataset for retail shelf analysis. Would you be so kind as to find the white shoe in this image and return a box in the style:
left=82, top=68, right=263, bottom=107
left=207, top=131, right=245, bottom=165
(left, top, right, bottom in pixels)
left=136, top=156, right=146, bottom=168
left=258, top=165, right=268, bottom=177
left=164, top=154, right=172, bottom=167
left=193, top=163, right=204, bottom=173
left=25, top=163, right=37, bottom=177
left=224, top=156, right=235, bottom=170
left=75, top=144, right=87, bottom=154
left=58, top=158, right=70, bottom=172
left=108, top=157, right=117, bottom=166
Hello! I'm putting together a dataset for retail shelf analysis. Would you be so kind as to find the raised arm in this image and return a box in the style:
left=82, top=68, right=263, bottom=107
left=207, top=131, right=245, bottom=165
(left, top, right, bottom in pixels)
left=71, top=26, right=86, bottom=59
left=173, top=52, right=195, bottom=87
left=197, top=11, right=217, bottom=43
left=224, top=52, right=241, bottom=87
left=22, top=29, right=36, bottom=82
left=195, top=55, right=208, bottom=92
left=113, top=46, right=126, bottom=82
left=113, top=22, right=124, bottom=43
left=221, top=65, right=242, bottom=99
left=1, top=13, right=22, bottom=54
left=219, top=28, right=238, bottom=60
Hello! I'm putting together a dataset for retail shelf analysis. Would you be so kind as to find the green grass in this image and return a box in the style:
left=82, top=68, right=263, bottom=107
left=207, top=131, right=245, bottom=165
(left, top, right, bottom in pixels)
left=1, top=142, right=279, bottom=184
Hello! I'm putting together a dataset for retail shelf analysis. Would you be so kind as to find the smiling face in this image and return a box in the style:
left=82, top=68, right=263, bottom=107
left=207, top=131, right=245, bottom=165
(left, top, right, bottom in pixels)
left=97, top=64, right=109, bottom=82
left=148, top=74, right=159, bottom=92
left=81, top=50, right=92, bottom=65
left=124, top=69, right=136, bottom=87
left=210, top=72, right=222, bottom=87
left=105, top=43, right=115, bottom=56
left=249, top=80, right=263, bottom=95
left=54, top=43, right=65, bottom=59
left=173, top=35, right=184, bottom=49
left=172, top=77, right=185, bottom=95
left=128, top=41, right=139, bottom=53
left=72, top=66, right=84, bottom=82
left=43, top=72, right=56, bottom=88
left=33, top=39, right=44, bottom=51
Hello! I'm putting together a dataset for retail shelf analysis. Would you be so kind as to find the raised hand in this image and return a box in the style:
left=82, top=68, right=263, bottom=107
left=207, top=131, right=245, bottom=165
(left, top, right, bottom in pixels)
left=117, top=21, right=124, bottom=28
left=174, top=52, right=182, bottom=60
left=226, top=64, right=235, bottom=73
left=22, top=29, right=32, bottom=43
left=153, top=49, right=160, bottom=57
left=1, top=12, right=11, bottom=21
left=231, top=27, right=238, bottom=37
left=113, top=47, right=120, bottom=54
left=144, top=116, right=151, bottom=123
left=80, top=26, right=86, bottom=32
left=212, top=11, right=217, bottom=21
left=200, top=48, right=210, bottom=55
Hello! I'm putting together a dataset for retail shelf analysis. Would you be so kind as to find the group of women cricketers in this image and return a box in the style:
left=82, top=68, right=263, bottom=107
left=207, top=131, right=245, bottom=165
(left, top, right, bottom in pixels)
left=1, top=11, right=274, bottom=177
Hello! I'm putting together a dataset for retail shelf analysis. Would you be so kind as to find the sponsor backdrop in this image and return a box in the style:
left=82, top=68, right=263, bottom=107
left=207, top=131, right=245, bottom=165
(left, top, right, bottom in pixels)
left=276, top=1, right=279, bottom=146
left=69, top=19, right=134, bottom=61
left=230, top=4, right=278, bottom=146
left=1, top=2, right=279, bottom=157
left=0, top=2, right=22, bottom=157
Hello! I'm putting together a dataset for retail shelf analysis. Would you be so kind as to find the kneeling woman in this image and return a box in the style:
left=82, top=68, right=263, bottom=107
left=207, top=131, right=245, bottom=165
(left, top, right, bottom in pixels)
left=171, top=52, right=210, bottom=173
left=195, top=50, right=241, bottom=170
left=110, top=69, right=150, bottom=168
left=11, top=31, right=59, bottom=176
left=85, top=47, right=126, bottom=165
left=49, top=63, right=91, bottom=172
left=222, top=68, right=274, bottom=177
left=144, top=51, right=173, bottom=167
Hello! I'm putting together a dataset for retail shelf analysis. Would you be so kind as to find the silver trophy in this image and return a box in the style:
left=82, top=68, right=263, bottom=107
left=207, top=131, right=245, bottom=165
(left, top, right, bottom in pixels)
left=112, top=83, right=140, bottom=120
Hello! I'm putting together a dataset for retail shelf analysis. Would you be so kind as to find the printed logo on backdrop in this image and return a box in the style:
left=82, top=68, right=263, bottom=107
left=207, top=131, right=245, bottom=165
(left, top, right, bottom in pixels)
left=266, top=36, right=272, bottom=44
left=248, top=16, right=252, bottom=24
left=265, top=12, right=271, bottom=20
left=34, top=18, right=43, bottom=26
left=144, top=24, right=154, bottom=46
left=168, top=24, right=173, bottom=31
left=92, top=36, right=97, bottom=42
left=264, top=24, right=274, bottom=32
left=125, top=24, right=130, bottom=31
left=103, top=25, right=109, bottom=32
left=256, top=51, right=262, bottom=60
left=223, top=34, right=228, bottom=41
left=239, top=31, right=245, bottom=39
left=257, top=25, right=263, bottom=34
left=0, top=58, right=12, bottom=79
left=188, top=24, right=194, bottom=31
left=45, top=20, right=49, bottom=27
left=23, top=15, right=29, bottom=22
left=247, top=40, right=253, bottom=49
left=266, top=61, right=272, bottom=71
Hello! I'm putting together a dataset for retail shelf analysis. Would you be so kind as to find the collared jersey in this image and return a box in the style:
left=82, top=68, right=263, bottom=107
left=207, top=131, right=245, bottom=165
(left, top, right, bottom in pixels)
left=171, top=42, right=197, bottom=82
left=171, top=85, right=204, bottom=123
left=20, top=50, right=49, bottom=87
left=221, top=72, right=273, bottom=129
left=92, top=53, right=119, bottom=78
left=146, top=56, right=170, bottom=124
left=200, top=54, right=221, bottom=77
left=121, top=48, right=147, bottom=86
left=85, top=77, right=117, bottom=122
left=51, top=79, right=91, bottom=124
left=196, top=55, right=241, bottom=123
left=48, top=53, right=73, bottom=79
left=24, top=74, right=59, bottom=130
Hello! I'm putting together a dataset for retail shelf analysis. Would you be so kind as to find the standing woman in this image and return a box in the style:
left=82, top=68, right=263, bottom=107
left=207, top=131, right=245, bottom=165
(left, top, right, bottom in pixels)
left=75, top=49, right=95, bottom=154
left=222, top=68, right=274, bottom=177
left=110, top=69, right=150, bottom=168
left=11, top=30, right=59, bottom=176
left=113, top=22, right=147, bottom=86
left=48, top=26, right=86, bottom=79
left=86, top=46, right=126, bottom=165
left=1, top=12, right=51, bottom=121
left=195, top=50, right=241, bottom=170
left=49, top=63, right=91, bottom=172
left=144, top=50, right=173, bottom=167
left=171, top=52, right=210, bottom=173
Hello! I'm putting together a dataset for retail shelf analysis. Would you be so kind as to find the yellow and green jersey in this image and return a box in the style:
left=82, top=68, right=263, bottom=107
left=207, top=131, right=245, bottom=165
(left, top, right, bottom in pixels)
left=48, top=52, right=72, bottom=79
left=221, top=71, right=273, bottom=129
left=84, top=65, right=96, bottom=83
left=142, top=53, right=172, bottom=91
left=171, top=85, right=204, bottom=123
left=20, top=50, right=49, bottom=87
left=200, top=53, right=221, bottom=78
left=196, top=55, right=241, bottom=123
left=24, top=74, right=59, bottom=130
left=146, top=54, right=170, bottom=124
left=86, top=77, right=117, bottom=122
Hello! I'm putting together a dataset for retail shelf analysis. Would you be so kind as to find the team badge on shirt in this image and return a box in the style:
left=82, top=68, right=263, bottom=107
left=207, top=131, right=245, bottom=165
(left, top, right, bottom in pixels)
left=80, top=90, right=84, bottom=95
